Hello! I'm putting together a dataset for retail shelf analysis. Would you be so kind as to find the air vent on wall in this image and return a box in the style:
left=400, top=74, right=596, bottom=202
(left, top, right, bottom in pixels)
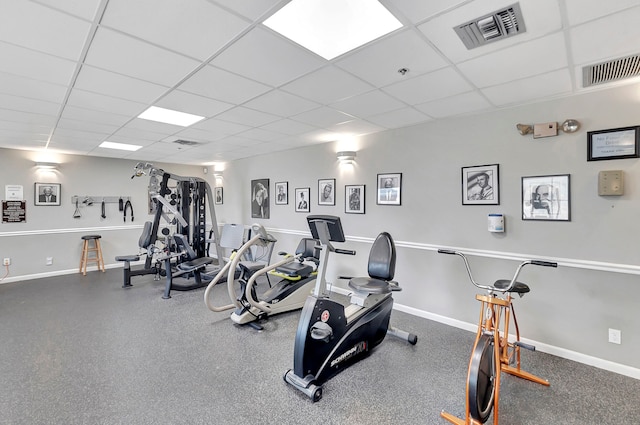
left=583, top=54, right=640, bottom=87
left=173, top=139, right=200, bottom=146
left=454, top=3, right=526, bottom=50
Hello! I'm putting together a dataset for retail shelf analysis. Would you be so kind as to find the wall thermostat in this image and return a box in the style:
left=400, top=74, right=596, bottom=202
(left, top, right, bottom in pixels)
left=598, top=170, right=624, bottom=196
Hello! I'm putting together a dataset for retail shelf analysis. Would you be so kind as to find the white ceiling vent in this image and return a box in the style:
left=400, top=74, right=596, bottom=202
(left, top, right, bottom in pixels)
left=454, top=3, right=526, bottom=50
left=583, top=54, right=640, bottom=87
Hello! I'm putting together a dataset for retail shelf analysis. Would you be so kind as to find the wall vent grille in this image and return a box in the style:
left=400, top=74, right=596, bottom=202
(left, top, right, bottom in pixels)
left=583, top=54, right=640, bottom=87
left=454, top=3, right=526, bottom=50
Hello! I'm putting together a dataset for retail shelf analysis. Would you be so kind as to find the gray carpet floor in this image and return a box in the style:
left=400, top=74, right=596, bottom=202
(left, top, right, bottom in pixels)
left=0, top=268, right=638, bottom=424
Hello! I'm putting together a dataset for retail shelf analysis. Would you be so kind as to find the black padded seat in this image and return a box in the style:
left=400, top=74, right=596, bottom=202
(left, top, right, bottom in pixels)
left=276, top=262, right=313, bottom=278
left=116, top=254, right=140, bottom=262
left=82, top=234, right=101, bottom=241
left=177, top=257, right=213, bottom=272
left=347, top=232, right=399, bottom=295
left=494, top=279, right=530, bottom=294
left=348, top=277, right=393, bottom=294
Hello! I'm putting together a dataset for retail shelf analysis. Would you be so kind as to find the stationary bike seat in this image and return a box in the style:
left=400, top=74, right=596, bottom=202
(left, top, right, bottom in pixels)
left=493, top=279, right=530, bottom=294
left=348, top=277, right=392, bottom=294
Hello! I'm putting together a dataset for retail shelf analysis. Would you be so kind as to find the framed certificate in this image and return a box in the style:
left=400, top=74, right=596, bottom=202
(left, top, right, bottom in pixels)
left=587, top=126, right=640, bottom=161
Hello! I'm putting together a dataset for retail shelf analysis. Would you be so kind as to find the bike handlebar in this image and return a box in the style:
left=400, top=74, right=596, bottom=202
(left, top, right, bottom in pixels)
left=437, top=249, right=557, bottom=293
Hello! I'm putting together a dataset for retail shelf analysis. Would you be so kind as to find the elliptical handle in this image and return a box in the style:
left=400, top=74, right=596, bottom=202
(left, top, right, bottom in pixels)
left=335, top=249, right=356, bottom=255
left=531, top=260, right=557, bottom=268
left=438, top=249, right=458, bottom=255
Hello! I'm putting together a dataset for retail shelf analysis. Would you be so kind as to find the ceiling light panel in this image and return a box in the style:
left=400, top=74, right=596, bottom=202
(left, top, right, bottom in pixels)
left=138, top=106, right=205, bottom=127
left=263, top=0, right=403, bottom=60
left=99, top=141, right=142, bottom=151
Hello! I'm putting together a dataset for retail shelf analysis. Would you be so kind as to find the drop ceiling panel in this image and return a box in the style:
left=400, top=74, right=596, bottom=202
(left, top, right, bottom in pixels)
left=261, top=118, right=317, bottom=136
left=291, top=107, right=355, bottom=128
left=211, top=27, right=326, bottom=87
left=366, top=107, right=432, bottom=129
left=191, top=118, right=251, bottom=136
left=83, top=27, right=200, bottom=86
left=237, top=127, right=286, bottom=142
left=101, top=0, right=250, bottom=61
left=331, top=90, right=406, bottom=118
left=383, top=0, right=469, bottom=24
left=0, top=43, right=76, bottom=86
left=243, top=90, right=320, bottom=117
left=212, top=0, right=285, bottom=20
left=457, top=32, right=568, bottom=88
left=564, top=0, right=640, bottom=26
left=383, top=67, right=472, bottom=105
left=570, top=7, right=640, bottom=66
left=57, top=118, right=119, bottom=135
left=0, top=109, right=57, bottom=127
left=35, top=0, right=103, bottom=20
left=0, top=1, right=92, bottom=60
left=155, top=90, right=233, bottom=118
left=280, top=66, right=373, bottom=104
left=214, top=106, right=281, bottom=127
left=111, top=126, right=175, bottom=142
left=0, top=93, right=60, bottom=116
left=60, top=105, right=131, bottom=127
left=0, top=72, right=68, bottom=104
left=73, top=66, right=168, bottom=104
left=178, top=65, right=272, bottom=105
left=327, top=119, right=384, bottom=137
left=66, top=89, right=147, bottom=117
left=335, top=29, right=449, bottom=87
left=482, top=69, right=572, bottom=106
left=415, top=91, right=492, bottom=118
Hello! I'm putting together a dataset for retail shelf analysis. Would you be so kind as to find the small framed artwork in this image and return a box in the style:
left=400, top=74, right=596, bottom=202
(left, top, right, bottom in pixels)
left=587, top=126, right=640, bottom=161
left=275, top=181, right=288, bottom=205
left=34, top=182, right=61, bottom=206
left=295, top=187, right=310, bottom=213
left=462, top=164, right=500, bottom=205
left=345, top=185, right=365, bottom=214
left=522, top=174, right=570, bottom=221
left=318, top=178, right=335, bottom=205
left=251, top=179, right=269, bottom=219
left=214, top=187, right=223, bottom=205
left=377, top=173, right=401, bottom=205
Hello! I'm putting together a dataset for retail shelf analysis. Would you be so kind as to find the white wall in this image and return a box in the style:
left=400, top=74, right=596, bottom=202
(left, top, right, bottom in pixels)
left=2, top=82, right=639, bottom=378
left=219, top=83, right=640, bottom=376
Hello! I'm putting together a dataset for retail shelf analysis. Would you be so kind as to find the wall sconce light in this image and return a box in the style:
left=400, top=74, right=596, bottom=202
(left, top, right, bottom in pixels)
left=516, top=119, right=580, bottom=138
left=35, top=162, right=59, bottom=170
left=336, top=151, right=357, bottom=163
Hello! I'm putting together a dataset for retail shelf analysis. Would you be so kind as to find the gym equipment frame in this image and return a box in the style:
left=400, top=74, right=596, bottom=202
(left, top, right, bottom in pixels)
left=438, top=249, right=557, bottom=424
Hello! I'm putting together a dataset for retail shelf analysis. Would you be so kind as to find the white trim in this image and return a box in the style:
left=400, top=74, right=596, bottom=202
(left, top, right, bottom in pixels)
left=393, top=303, right=640, bottom=380
left=0, top=224, right=144, bottom=237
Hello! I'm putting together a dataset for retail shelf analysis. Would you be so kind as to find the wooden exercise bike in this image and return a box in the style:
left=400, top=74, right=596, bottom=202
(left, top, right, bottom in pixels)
left=438, top=249, right=557, bottom=424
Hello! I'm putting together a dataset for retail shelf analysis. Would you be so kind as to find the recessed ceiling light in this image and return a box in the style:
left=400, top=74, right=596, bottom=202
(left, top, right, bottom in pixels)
left=138, top=106, right=205, bottom=127
left=264, top=0, right=402, bottom=60
left=99, top=141, right=142, bottom=151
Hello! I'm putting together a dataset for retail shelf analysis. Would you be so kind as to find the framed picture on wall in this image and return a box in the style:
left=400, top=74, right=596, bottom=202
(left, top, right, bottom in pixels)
left=251, top=179, right=269, bottom=219
left=295, top=187, right=310, bottom=213
left=214, top=187, right=223, bottom=205
left=34, top=182, right=61, bottom=206
left=521, top=174, right=570, bottom=221
left=318, top=178, right=335, bottom=205
left=345, top=185, right=365, bottom=214
left=376, top=173, right=401, bottom=205
left=275, top=181, right=288, bottom=205
left=461, top=164, right=500, bottom=205
left=587, top=126, right=640, bottom=161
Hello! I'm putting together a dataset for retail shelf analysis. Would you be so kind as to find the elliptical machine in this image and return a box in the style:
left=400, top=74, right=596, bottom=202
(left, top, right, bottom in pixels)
left=284, top=215, right=417, bottom=402
left=204, top=223, right=319, bottom=330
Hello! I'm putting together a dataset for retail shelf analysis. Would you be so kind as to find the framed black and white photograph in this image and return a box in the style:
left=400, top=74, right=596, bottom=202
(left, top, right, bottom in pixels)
left=214, top=187, right=223, bottom=205
left=376, top=173, right=401, bottom=205
left=587, top=126, right=640, bottom=161
left=345, top=185, right=365, bottom=214
left=318, top=178, right=335, bottom=205
left=275, top=181, right=288, bottom=205
left=522, top=174, right=570, bottom=221
left=295, top=187, right=310, bottom=213
left=251, top=178, right=269, bottom=219
left=462, top=164, right=499, bottom=205
left=34, top=182, right=61, bottom=206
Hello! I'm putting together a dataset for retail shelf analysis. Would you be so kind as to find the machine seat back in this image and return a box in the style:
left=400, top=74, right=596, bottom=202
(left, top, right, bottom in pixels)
left=348, top=232, right=399, bottom=295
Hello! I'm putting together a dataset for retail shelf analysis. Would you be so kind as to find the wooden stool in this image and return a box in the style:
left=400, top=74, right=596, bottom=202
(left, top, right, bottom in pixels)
left=80, top=235, right=105, bottom=275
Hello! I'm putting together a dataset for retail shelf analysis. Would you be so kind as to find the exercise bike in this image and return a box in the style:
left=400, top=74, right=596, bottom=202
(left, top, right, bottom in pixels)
left=204, top=223, right=318, bottom=330
left=284, top=215, right=417, bottom=402
left=438, top=249, right=557, bottom=424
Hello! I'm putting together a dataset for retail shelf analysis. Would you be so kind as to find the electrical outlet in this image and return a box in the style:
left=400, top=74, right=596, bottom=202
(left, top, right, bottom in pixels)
left=46, top=257, right=53, bottom=266
left=3, top=258, right=10, bottom=266
left=608, top=328, right=621, bottom=344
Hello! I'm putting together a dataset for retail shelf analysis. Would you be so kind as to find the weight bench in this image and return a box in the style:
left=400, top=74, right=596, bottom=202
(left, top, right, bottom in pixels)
left=116, top=222, right=164, bottom=288
left=162, top=233, right=215, bottom=299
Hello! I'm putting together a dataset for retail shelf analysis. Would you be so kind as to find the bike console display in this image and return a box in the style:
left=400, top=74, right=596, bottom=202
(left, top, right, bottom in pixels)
left=307, top=215, right=345, bottom=243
